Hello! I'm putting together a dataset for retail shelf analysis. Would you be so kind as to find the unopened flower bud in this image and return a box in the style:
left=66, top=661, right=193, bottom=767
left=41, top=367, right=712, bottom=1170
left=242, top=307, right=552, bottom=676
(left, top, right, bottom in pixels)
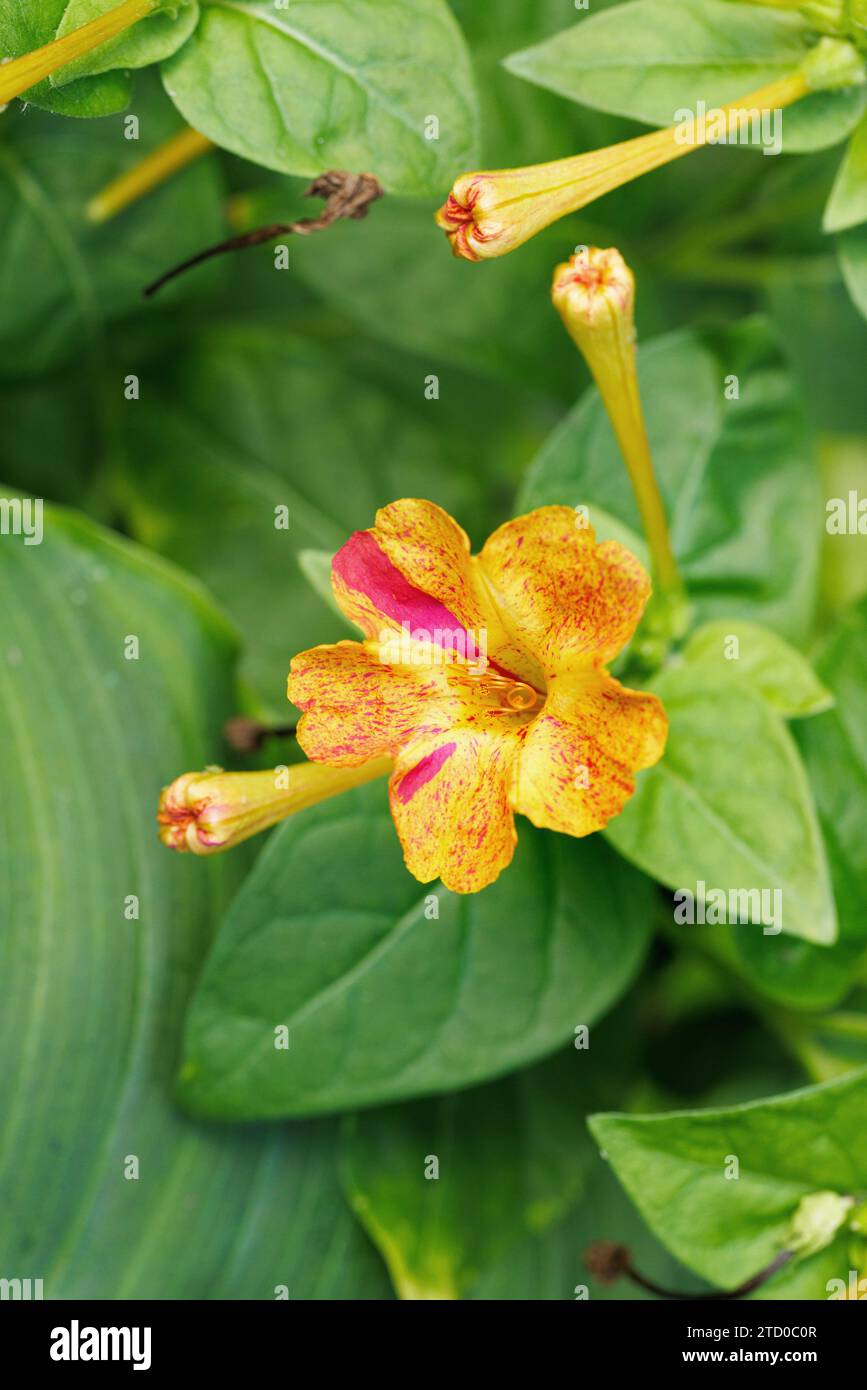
left=802, top=35, right=867, bottom=87
left=552, top=247, right=689, bottom=651
left=787, top=1190, right=854, bottom=1258
left=435, top=49, right=863, bottom=263
left=552, top=247, right=636, bottom=364
left=157, top=758, right=390, bottom=855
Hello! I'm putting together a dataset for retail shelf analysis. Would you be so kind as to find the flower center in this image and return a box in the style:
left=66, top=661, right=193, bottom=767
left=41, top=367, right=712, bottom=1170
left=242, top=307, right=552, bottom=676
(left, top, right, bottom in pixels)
left=440, top=188, right=478, bottom=231
left=459, top=668, right=541, bottom=714
left=504, top=681, right=539, bottom=711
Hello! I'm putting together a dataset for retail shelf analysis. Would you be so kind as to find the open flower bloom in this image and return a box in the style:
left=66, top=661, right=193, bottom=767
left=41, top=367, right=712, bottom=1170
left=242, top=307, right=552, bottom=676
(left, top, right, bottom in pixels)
left=287, top=500, right=667, bottom=894
left=436, top=39, right=865, bottom=261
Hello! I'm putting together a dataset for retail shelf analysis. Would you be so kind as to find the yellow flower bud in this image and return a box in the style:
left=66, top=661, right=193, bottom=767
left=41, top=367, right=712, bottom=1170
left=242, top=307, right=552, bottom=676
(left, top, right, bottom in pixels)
left=551, top=246, right=635, bottom=354
left=157, top=758, right=391, bottom=855
left=435, top=47, right=866, bottom=262
left=552, top=247, right=689, bottom=655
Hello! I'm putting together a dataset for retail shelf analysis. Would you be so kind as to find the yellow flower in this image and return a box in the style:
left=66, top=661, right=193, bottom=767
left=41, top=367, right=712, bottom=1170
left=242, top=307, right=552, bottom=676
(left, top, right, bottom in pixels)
left=157, top=760, right=390, bottom=854
left=286, top=500, right=667, bottom=895
left=435, top=40, right=865, bottom=261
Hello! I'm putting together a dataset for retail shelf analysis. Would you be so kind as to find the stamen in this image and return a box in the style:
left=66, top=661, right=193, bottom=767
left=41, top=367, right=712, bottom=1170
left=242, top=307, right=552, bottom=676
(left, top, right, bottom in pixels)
left=456, top=667, right=540, bottom=712
left=505, top=682, right=538, bottom=711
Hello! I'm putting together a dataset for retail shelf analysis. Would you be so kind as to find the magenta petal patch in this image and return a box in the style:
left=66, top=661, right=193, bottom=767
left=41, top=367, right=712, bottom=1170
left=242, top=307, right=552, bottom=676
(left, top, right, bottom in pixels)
left=333, top=531, right=482, bottom=661
left=394, top=742, right=457, bottom=804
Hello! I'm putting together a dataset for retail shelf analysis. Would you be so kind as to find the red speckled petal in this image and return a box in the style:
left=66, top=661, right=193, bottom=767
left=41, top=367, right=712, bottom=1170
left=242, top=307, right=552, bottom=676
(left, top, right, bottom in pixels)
left=389, top=731, right=518, bottom=893
left=511, top=673, right=667, bottom=837
left=288, top=639, right=538, bottom=770
left=331, top=500, right=483, bottom=638
left=288, top=641, right=457, bottom=766
left=331, top=500, right=545, bottom=687
left=479, top=507, right=651, bottom=673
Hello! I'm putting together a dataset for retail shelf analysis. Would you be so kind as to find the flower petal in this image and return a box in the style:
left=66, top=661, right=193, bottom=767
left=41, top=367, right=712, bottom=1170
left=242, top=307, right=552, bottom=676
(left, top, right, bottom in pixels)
left=478, top=506, right=651, bottom=672
left=289, top=639, right=537, bottom=767
left=331, top=500, right=482, bottom=643
left=511, top=674, right=667, bottom=837
left=332, top=499, right=545, bottom=687
left=390, top=732, right=518, bottom=893
left=288, top=640, right=455, bottom=765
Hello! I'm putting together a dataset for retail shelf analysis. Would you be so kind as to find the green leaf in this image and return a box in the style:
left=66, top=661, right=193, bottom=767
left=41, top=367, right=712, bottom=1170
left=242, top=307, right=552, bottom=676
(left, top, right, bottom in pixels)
left=160, top=0, right=478, bottom=195
left=797, top=596, right=867, bottom=946
left=605, top=664, right=837, bottom=946
left=824, top=112, right=867, bottom=231
left=116, top=323, right=495, bottom=713
left=682, top=618, right=834, bottom=718
left=790, top=996, right=867, bottom=1084
left=838, top=220, right=867, bottom=319
left=297, top=548, right=348, bottom=623
left=693, top=593, right=867, bottom=1011
left=0, top=81, right=226, bottom=377
left=768, top=280, right=867, bottom=435
left=503, top=0, right=867, bottom=155
left=589, top=1069, right=867, bottom=1297
left=287, top=194, right=579, bottom=398
left=450, top=0, right=631, bottom=168
left=0, top=367, right=101, bottom=506
left=52, top=0, right=200, bottom=88
left=0, top=0, right=132, bottom=115
left=473, top=1159, right=707, bottom=1300
left=176, top=781, right=654, bottom=1119
left=339, top=1051, right=591, bottom=1299
left=518, top=319, right=822, bottom=645
left=0, top=496, right=389, bottom=1298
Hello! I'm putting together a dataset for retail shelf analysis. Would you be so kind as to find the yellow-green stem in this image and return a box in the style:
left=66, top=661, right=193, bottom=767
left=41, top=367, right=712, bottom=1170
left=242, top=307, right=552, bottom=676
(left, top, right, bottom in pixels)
left=598, top=345, right=683, bottom=604
left=87, top=126, right=214, bottom=223
left=0, top=0, right=156, bottom=105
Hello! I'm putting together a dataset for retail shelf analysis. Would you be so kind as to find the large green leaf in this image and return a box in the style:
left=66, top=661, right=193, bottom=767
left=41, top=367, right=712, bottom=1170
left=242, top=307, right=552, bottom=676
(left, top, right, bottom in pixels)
left=838, top=220, right=867, bottom=319
left=656, top=601, right=864, bottom=1011
left=0, top=497, right=389, bottom=1298
left=472, top=1160, right=708, bottom=1300
left=503, top=0, right=867, bottom=155
left=605, top=665, right=836, bottom=946
left=691, top=594, right=867, bottom=1013
left=682, top=618, right=833, bottom=718
left=0, top=81, right=225, bottom=377
left=518, top=319, right=823, bottom=644
left=115, top=322, right=499, bottom=713
left=340, top=1050, right=591, bottom=1299
left=176, top=781, right=654, bottom=1119
left=0, top=366, right=100, bottom=505
left=590, top=1069, right=867, bottom=1298
left=52, top=0, right=199, bottom=87
left=824, top=111, right=867, bottom=231
left=161, top=0, right=478, bottom=195
left=0, top=0, right=132, bottom=115
left=768, top=279, right=867, bottom=434
left=287, top=194, right=581, bottom=398
left=797, top=596, right=867, bottom=947
left=450, top=0, right=631, bottom=168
